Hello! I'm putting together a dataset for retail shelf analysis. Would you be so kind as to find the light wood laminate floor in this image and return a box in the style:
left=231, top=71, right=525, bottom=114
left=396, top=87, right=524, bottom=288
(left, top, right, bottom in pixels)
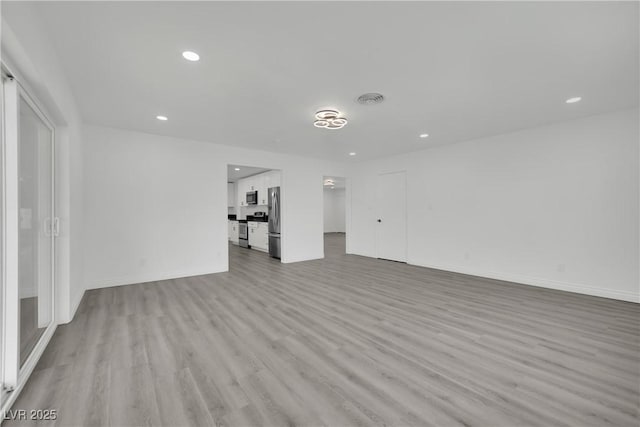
left=8, top=233, right=639, bottom=426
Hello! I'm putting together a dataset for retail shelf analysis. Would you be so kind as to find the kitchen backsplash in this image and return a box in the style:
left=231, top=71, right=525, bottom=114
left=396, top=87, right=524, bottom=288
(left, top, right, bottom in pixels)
left=242, top=205, right=268, bottom=218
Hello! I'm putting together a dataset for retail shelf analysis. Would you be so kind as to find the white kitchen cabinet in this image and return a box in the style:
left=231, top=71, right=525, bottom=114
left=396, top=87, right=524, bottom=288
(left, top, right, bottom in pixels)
left=248, top=221, right=259, bottom=248
left=228, top=220, right=239, bottom=244
left=237, top=178, right=247, bottom=208
left=248, top=221, right=269, bottom=252
left=273, top=170, right=281, bottom=188
left=257, top=174, right=267, bottom=205
left=257, top=222, right=269, bottom=250
left=266, top=170, right=281, bottom=190
left=246, top=175, right=257, bottom=192
left=239, top=175, right=260, bottom=206
left=261, top=171, right=281, bottom=205
left=234, top=171, right=280, bottom=210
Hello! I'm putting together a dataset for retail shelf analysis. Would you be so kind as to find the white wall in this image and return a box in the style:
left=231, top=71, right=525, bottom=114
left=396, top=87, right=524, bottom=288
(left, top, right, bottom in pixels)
left=323, top=188, right=346, bottom=233
left=2, top=3, right=85, bottom=323
left=83, top=125, right=345, bottom=289
left=349, top=109, right=639, bottom=302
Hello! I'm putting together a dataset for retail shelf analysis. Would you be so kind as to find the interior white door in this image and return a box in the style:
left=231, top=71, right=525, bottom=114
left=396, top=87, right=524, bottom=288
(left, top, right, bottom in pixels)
left=375, top=171, right=407, bottom=262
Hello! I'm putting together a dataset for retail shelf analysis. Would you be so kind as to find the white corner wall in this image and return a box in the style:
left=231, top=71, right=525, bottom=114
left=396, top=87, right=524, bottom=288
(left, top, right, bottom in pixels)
left=82, top=125, right=345, bottom=289
left=349, top=109, right=640, bottom=302
left=323, top=188, right=346, bottom=233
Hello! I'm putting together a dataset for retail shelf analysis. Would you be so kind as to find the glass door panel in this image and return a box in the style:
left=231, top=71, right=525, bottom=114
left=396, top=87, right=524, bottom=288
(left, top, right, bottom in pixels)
left=0, top=73, right=5, bottom=406
left=18, top=95, right=53, bottom=366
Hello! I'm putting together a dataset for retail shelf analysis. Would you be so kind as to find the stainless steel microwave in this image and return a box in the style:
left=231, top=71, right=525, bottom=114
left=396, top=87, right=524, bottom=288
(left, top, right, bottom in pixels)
left=246, top=191, right=258, bottom=205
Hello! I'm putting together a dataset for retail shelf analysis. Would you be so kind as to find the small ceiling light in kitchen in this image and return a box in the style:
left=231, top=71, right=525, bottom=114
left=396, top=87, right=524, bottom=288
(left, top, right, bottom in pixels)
left=314, top=110, right=348, bottom=130
left=234, top=168, right=240, bottom=171
left=565, top=96, right=582, bottom=104
left=357, top=93, right=384, bottom=105
left=156, top=115, right=168, bottom=121
left=349, top=152, right=356, bottom=156
left=182, top=51, right=200, bottom=61
left=419, top=133, right=429, bottom=139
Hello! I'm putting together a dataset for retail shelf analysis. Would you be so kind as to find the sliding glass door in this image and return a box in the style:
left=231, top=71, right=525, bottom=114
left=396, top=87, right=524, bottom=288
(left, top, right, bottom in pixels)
left=17, top=92, right=54, bottom=366
left=1, top=76, right=55, bottom=400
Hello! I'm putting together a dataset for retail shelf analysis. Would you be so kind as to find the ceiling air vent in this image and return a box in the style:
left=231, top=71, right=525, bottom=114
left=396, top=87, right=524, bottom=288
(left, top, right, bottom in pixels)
left=356, top=93, right=384, bottom=105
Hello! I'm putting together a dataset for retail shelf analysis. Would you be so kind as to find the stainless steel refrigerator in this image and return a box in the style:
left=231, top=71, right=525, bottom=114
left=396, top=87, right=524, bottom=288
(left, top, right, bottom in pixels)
left=268, top=186, right=281, bottom=259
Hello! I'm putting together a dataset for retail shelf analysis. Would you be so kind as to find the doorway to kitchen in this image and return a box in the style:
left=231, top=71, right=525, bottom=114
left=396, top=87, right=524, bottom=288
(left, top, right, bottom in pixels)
left=322, top=176, right=347, bottom=257
left=227, top=165, right=282, bottom=264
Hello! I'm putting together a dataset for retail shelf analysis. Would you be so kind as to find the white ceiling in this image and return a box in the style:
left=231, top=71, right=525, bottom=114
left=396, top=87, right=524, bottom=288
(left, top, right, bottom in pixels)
left=30, top=1, right=639, bottom=161
left=227, top=165, right=271, bottom=183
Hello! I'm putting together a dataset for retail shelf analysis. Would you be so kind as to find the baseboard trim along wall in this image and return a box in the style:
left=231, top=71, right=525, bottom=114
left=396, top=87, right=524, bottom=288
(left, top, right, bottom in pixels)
left=85, top=267, right=228, bottom=290
left=281, top=254, right=324, bottom=264
left=411, top=260, right=639, bottom=303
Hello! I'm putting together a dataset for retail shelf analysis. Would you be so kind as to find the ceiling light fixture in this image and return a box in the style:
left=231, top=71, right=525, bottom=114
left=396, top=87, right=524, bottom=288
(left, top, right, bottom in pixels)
left=182, top=51, right=200, bottom=61
left=234, top=168, right=240, bottom=171
left=349, top=152, right=356, bottom=156
left=314, top=110, right=348, bottom=130
left=156, top=115, right=168, bottom=121
left=565, top=97, right=582, bottom=104
left=419, top=133, right=429, bottom=138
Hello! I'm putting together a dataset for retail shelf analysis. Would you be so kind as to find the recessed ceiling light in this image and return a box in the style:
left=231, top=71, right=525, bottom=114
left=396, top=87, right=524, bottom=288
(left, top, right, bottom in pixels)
left=419, top=133, right=429, bottom=138
left=234, top=168, right=240, bottom=171
left=182, top=51, right=200, bottom=61
left=565, top=97, right=582, bottom=104
left=156, top=115, right=168, bottom=121
left=349, top=152, right=356, bottom=156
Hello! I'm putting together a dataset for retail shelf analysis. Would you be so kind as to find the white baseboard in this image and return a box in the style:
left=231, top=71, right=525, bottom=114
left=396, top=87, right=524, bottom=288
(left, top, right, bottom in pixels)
left=86, top=257, right=638, bottom=302
left=281, top=254, right=323, bottom=264
left=347, top=247, right=638, bottom=303
left=85, top=267, right=228, bottom=290
left=411, top=260, right=639, bottom=303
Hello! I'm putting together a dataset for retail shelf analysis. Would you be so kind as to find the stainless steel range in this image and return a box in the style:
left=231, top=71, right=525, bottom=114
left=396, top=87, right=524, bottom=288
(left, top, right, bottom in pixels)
left=238, top=221, right=249, bottom=248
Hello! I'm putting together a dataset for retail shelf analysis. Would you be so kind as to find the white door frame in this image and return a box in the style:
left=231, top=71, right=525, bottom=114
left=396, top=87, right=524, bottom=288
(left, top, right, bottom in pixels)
left=1, top=73, right=57, bottom=415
